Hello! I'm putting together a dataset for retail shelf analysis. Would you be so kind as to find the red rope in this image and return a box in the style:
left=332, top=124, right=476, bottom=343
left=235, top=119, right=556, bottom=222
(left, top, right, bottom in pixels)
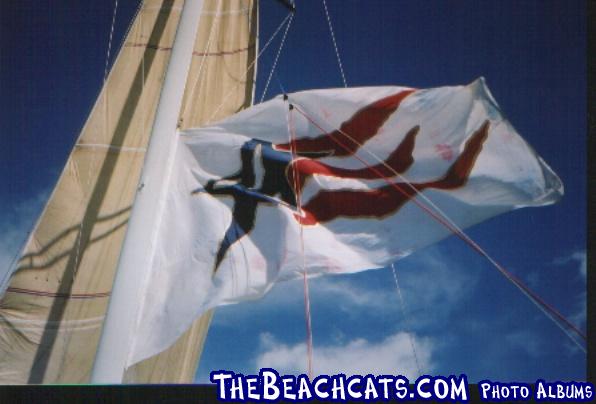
left=292, top=104, right=586, bottom=344
left=288, top=105, right=315, bottom=377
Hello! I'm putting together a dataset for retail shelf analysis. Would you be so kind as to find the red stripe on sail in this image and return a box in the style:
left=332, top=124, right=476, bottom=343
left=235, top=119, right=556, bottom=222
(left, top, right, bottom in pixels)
left=296, top=121, right=490, bottom=225
left=193, top=44, right=255, bottom=57
left=6, top=287, right=111, bottom=300
left=125, top=42, right=255, bottom=57
left=124, top=42, right=172, bottom=51
left=276, top=89, right=415, bottom=157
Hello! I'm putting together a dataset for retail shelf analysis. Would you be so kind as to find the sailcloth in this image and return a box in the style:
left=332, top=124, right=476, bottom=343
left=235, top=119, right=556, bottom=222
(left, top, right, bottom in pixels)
left=128, top=78, right=563, bottom=365
left=0, top=0, right=257, bottom=384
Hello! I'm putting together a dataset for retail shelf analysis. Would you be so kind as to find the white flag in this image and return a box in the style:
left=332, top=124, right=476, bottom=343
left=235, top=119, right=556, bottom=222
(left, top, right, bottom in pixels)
left=128, top=78, right=562, bottom=365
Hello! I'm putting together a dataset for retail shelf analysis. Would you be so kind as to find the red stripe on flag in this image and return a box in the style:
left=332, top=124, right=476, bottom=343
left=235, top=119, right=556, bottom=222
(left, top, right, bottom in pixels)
left=276, top=89, right=415, bottom=156
left=296, top=121, right=489, bottom=225
left=288, top=125, right=419, bottom=193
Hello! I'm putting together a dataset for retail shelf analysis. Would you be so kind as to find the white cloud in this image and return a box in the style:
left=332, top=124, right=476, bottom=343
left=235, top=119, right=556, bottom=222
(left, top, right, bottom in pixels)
left=204, top=243, right=481, bottom=384
left=310, top=278, right=392, bottom=312
left=552, top=250, right=586, bottom=328
left=229, top=270, right=397, bottom=313
left=553, top=250, right=586, bottom=279
left=395, top=249, right=476, bottom=312
left=544, top=250, right=587, bottom=349
left=213, top=243, right=477, bottom=330
left=572, top=251, right=587, bottom=278
left=255, top=331, right=433, bottom=380
left=505, top=329, right=544, bottom=358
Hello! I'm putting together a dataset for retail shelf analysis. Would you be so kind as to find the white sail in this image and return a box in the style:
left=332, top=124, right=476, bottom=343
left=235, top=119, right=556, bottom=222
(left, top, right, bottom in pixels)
left=0, top=0, right=258, bottom=384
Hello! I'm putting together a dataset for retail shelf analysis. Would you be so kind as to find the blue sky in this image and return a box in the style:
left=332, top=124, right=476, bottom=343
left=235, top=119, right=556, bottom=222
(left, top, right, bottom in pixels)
left=0, top=1, right=586, bottom=383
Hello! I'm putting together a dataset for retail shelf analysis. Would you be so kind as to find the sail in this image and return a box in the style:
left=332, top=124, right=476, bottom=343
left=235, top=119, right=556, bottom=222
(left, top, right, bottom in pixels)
left=0, top=0, right=257, bottom=384
left=125, top=0, right=258, bottom=383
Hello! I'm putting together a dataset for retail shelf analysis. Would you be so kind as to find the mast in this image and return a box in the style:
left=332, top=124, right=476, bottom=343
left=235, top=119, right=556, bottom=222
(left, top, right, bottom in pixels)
left=0, top=0, right=257, bottom=384
left=91, top=0, right=205, bottom=383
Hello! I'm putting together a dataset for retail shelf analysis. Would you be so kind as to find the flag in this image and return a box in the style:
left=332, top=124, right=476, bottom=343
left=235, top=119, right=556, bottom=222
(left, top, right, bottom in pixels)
left=127, top=78, right=563, bottom=365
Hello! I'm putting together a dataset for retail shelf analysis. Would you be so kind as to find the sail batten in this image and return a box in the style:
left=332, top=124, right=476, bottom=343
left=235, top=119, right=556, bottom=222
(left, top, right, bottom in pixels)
left=0, top=0, right=258, bottom=384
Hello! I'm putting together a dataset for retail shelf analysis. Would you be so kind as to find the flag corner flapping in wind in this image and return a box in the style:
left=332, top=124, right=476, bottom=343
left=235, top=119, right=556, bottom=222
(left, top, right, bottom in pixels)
left=126, top=78, right=563, bottom=365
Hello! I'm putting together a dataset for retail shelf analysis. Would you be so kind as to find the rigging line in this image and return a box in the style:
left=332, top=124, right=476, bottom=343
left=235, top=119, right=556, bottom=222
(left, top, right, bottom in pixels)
left=322, top=0, right=347, bottom=88
left=274, top=71, right=287, bottom=95
left=181, top=0, right=221, bottom=123
left=291, top=104, right=587, bottom=350
left=300, top=106, right=588, bottom=345
left=288, top=102, right=314, bottom=378
left=294, top=104, right=587, bottom=348
left=206, top=12, right=293, bottom=124
left=275, top=0, right=296, bottom=12
left=61, top=0, right=122, bottom=371
left=74, top=0, right=122, bottom=280
left=111, top=0, right=144, bottom=64
left=1, top=0, right=139, bottom=294
left=104, top=0, right=120, bottom=82
left=311, top=11, right=416, bottom=362
left=259, top=13, right=294, bottom=103
left=295, top=104, right=587, bottom=349
left=390, top=263, right=422, bottom=377
left=107, top=0, right=144, bottom=79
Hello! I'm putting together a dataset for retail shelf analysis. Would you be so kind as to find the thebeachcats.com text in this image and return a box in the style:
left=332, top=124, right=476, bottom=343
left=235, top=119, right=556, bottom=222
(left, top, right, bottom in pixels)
left=210, top=369, right=594, bottom=402
left=211, top=369, right=468, bottom=401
